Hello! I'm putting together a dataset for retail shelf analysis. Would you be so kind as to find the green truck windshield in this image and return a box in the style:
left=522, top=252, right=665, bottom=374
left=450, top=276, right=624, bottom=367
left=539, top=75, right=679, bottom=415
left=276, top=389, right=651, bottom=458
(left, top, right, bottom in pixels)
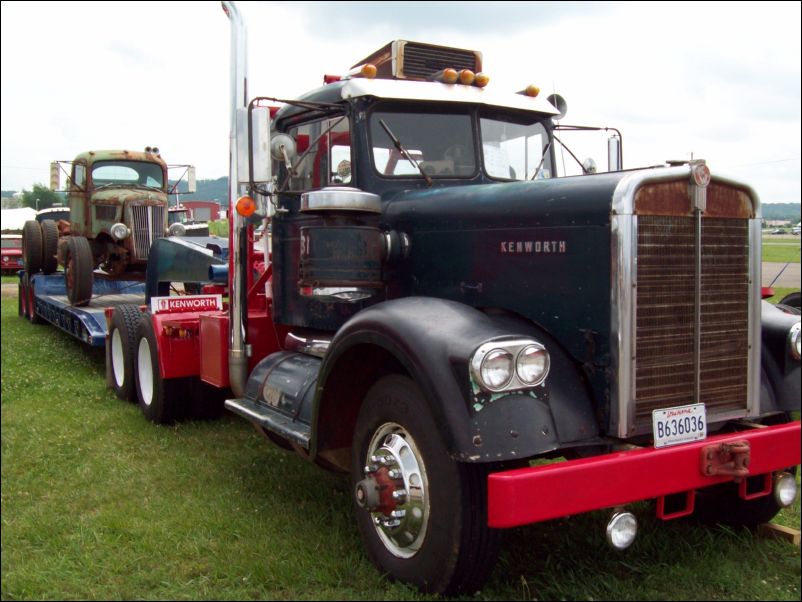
left=91, top=160, right=164, bottom=188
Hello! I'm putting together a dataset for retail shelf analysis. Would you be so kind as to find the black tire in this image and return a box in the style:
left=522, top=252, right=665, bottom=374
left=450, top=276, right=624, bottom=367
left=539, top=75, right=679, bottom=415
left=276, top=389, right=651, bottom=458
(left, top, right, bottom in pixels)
left=65, top=236, right=94, bottom=307
left=109, top=304, right=142, bottom=402
left=351, top=375, right=501, bottom=596
left=134, top=313, right=187, bottom=424
left=22, top=220, right=42, bottom=275
left=40, top=220, right=59, bottom=274
left=778, top=291, right=801, bottom=311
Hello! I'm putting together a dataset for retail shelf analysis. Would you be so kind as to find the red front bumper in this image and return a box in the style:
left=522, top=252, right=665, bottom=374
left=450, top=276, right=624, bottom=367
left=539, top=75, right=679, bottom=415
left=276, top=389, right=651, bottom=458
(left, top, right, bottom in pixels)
left=487, top=421, right=801, bottom=528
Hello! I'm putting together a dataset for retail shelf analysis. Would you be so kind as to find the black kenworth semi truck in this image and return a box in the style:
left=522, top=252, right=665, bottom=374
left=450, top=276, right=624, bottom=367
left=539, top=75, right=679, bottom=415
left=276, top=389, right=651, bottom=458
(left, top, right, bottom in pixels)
left=127, top=6, right=800, bottom=595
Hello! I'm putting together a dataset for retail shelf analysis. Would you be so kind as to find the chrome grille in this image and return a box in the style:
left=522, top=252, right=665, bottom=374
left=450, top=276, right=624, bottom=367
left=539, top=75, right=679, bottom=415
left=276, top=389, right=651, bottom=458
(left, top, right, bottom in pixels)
left=634, top=215, right=750, bottom=426
left=131, top=205, right=165, bottom=260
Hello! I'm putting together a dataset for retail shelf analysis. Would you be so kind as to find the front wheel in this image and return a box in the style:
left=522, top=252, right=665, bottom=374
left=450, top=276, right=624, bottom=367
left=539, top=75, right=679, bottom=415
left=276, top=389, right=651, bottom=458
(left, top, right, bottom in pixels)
left=351, top=375, right=500, bottom=595
left=65, top=236, right=94, bottom=307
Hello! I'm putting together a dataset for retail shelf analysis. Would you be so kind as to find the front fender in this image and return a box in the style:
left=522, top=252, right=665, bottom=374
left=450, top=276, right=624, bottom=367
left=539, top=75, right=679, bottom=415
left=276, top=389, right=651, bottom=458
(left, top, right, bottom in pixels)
left=760, top=301, right=801, bottom=413
left=311, top=297, right=599, bottom=462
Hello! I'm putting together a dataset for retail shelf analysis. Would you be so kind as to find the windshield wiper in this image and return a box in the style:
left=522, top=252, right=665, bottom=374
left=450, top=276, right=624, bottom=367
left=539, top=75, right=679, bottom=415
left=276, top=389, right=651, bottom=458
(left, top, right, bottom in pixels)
left=378, top=119, right=433, bottom=187
left=531, top=139, right=554, bottom=180
left=131, top=183, right=165, bottom=192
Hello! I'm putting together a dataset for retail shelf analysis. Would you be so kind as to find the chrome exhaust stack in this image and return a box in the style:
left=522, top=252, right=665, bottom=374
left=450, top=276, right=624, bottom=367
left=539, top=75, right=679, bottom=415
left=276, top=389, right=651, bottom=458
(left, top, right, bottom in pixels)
left=222, top=0, right=249, bottom=397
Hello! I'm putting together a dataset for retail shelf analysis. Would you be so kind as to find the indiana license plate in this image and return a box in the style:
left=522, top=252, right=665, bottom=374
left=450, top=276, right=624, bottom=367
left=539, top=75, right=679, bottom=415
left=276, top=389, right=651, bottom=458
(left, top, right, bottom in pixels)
left=652, top=403, right=707, bottom=448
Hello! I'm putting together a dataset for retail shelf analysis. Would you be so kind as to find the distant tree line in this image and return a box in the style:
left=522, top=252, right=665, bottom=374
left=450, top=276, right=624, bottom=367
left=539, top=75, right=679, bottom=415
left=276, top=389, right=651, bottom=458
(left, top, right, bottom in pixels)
left=762, top=203, right=801, bottom=223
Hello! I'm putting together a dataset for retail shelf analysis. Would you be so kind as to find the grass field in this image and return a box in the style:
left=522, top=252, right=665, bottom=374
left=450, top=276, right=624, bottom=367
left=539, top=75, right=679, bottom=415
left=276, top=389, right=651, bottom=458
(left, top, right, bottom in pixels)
left=762, top=235, right=801, bottom=264
left=1, top=296, right=800, bottom=600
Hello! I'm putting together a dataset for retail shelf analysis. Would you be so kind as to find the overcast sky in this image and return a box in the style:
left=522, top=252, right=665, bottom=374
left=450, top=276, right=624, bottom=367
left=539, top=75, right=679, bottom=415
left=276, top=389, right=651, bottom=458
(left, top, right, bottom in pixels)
left=1, top=1, right=799, bottom=204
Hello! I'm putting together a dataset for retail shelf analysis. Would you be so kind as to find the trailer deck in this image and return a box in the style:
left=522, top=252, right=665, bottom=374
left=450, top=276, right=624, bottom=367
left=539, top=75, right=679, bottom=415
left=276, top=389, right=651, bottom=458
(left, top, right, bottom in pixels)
left=24, top=272, right=145, bottom=346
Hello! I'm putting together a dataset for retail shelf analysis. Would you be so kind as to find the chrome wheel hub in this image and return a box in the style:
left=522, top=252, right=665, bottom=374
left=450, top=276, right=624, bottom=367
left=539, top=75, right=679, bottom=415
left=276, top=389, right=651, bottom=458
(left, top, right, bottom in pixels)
left=360, top=422, right=429, bottom=559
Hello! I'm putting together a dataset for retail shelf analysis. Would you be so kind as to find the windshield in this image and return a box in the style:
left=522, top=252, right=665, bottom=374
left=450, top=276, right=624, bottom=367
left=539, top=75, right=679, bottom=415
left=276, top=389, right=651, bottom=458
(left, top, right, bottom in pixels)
left=368, top=109, right=552, bottom=181
left=480, top=117, right=551, bottom=180
left=2, top=238, right=22, bottom=249
left=168, top=210, right=189, bottom=225
left=91, top=160, right=164, bottom=189
left=370, top=111, right=476, bottom=178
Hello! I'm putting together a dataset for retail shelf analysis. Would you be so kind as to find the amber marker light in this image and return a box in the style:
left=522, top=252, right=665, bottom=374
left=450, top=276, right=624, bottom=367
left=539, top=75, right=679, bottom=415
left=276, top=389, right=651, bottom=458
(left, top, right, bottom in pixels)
left=360, top=63, right=377, bottom=79
left=517, top=84, right=541, bottom=97
left=458, top=69, right=475, bottom=85
left=236, top=195, right=257, bottom=217
left=430, top=68, right=459, bottom=84
left=474, top=72, right=490, bottom=88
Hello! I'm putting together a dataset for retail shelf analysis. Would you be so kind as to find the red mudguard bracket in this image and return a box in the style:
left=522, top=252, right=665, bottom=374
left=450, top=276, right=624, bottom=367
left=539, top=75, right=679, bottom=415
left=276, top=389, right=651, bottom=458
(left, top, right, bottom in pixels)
left=487, top=421, right=801, bottom=528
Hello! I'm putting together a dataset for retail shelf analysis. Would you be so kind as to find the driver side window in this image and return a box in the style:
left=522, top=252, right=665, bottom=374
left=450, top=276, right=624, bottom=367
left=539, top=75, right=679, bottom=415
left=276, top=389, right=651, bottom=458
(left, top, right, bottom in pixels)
left=286, top=115, right=351, bottom=191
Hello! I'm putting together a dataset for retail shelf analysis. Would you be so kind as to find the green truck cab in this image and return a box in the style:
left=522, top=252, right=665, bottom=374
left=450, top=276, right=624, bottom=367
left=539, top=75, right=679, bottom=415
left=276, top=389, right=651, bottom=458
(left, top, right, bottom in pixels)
left=21, top=148, right=194, bottom=305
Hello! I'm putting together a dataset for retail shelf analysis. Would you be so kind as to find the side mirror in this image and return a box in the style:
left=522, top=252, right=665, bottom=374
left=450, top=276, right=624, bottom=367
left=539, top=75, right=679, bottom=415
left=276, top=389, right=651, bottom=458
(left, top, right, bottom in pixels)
left=270, top=133, right=297, bottom=163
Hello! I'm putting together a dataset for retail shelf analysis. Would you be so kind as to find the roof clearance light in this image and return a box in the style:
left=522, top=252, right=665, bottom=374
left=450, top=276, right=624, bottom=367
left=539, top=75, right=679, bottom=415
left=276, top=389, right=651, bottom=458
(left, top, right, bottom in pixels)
left=458, top=69, right=475, bottom=85
left=236, top=195, right=257, bottom=217
left=518, top=84, right=541, bottom=97
left=360, top=63, right=377, bottom=79
left=474, top=72, right=490, bottom=88
left=430, top=68, right=459, bottom=84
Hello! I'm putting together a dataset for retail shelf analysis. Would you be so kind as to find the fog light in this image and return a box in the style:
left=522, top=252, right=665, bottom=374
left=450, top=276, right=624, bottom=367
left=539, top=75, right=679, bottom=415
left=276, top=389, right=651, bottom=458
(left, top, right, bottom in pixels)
left=774, top=472, right=798, bottom=507
left=110, top=223, right=130, bottom=240
left=169, top=223, right=187, bottom=237
left=606, top=510, right=637, bottom=550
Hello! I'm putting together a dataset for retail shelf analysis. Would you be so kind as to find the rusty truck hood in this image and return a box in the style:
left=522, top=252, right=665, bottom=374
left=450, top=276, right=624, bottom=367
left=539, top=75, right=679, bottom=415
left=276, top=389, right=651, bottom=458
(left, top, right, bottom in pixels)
left=90, top=188, right=167, bottom=205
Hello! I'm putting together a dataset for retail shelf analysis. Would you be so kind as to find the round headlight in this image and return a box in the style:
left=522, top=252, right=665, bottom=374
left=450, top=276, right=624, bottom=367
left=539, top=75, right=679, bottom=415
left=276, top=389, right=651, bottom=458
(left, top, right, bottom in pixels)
left=516, top=344, right=550, bottom=386
left=789, top=322, right=801, bottom=360
left=169, top=223, right=187, bottom=237
left=480, top=349, right=514, bottom=391
left=2, top=256, right=8, bottom=262
left=110, top=223, right=130, bottom=241
left=774, top=472, right=798, bottom=507
left=606, top=511, right=637, bottom=551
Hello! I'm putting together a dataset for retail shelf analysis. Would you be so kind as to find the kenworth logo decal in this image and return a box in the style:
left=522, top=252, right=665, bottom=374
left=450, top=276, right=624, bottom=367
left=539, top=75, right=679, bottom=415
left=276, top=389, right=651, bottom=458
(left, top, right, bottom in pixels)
left=151, top=294, right=222, bottom=314
left=500, top=240, right=567, bottom=254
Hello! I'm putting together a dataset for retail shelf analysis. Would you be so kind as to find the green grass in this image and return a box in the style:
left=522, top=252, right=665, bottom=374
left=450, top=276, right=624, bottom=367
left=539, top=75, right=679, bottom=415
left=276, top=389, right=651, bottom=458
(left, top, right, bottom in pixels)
left=2, top=297, right=800, bottom=600
left=763, top=236, right=801, bottom=264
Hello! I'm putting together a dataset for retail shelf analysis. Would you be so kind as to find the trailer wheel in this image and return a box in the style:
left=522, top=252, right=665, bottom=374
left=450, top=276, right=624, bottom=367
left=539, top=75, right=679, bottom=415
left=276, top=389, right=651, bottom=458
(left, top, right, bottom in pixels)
left=65, top=236, right=94, bottom=307
left=134, top=313, right=185, bottom=424
left=351, top=375, right=500, bottom=595
left=40, top=220, right=59, bottom=275
left=22, top=220, right=43, bottom=275
left=109, top=304, right=142, bottom=402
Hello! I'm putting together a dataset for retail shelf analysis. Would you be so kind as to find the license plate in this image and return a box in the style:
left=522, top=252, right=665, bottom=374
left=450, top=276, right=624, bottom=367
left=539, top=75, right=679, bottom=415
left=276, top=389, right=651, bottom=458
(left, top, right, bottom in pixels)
left=652, top=403, right=707, bottom=448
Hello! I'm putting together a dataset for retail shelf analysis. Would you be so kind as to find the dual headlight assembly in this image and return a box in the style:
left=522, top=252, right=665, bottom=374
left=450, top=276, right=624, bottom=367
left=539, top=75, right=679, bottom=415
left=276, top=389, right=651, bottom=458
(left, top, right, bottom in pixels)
left=470, top=339, right=550, bottom=393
